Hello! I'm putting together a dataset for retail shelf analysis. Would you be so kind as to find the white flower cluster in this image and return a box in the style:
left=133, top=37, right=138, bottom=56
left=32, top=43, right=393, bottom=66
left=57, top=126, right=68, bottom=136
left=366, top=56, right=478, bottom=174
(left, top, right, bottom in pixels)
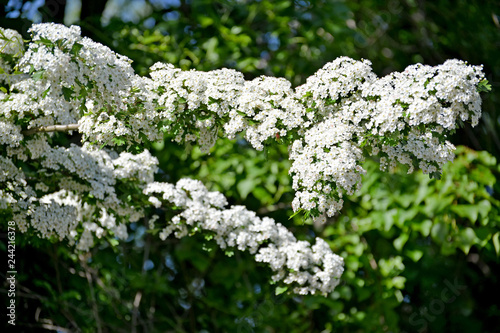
left=0, top=27, right=24, bottom=83
left=1, top=138, right=344, bottom=294
left=5, top=23, right=149, bottom=145
left=0, top=27, right=24, bottom=56
left=0, top=23, right=488, bottom=295
left=286, top=57, right=484, bottom=219
left=144, top=63, right=308, bottom=152
left=145, top=178, right=344, bottom=295
left=2, top=24, right=485, bottom=219
left=0, top=155, right=28, bottom=210
left=1, top=143, right=153, bottom=250
left=145, top=63, right=244, bottom=152
left=146, top=56, right=484, bottom=219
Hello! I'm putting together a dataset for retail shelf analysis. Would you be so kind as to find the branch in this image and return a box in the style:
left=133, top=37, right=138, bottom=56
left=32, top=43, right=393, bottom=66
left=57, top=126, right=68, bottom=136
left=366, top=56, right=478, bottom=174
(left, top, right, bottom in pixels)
left=15, top=322, right=72, bottom=332
left=22, top=124, right=79, bottom=136
left=80, top=253, right=103, bottom=333
left=131, top=218, right=151, bottom=333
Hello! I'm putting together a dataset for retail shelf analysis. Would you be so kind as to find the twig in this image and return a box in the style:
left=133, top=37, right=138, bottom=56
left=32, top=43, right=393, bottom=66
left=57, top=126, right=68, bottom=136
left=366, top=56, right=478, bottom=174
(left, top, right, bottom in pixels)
left=80, top=253, right=103, bottom=333
left=132, top=218, right=151, bottom=333
left=50, top=245, right=80, bottom=330
left=22, top=124, right=79, bottom=136
left=16, top=322, right=72, bottom=332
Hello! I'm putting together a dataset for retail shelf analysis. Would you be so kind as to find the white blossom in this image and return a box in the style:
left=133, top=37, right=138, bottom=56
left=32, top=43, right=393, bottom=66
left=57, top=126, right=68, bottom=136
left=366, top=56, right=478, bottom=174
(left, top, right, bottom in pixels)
left=0, top=23, right=488, bottom=296
left=144, top=179, right=344, bottom=295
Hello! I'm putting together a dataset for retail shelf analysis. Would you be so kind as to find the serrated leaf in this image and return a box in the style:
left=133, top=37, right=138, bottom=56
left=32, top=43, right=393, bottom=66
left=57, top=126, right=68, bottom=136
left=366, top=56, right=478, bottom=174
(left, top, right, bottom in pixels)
left=477, top=79, right=492, bottom=93
left=71, top=42, right=83, bottom=55
left=62, top=86, right=74, bottom=101
left=112, top=137, right=126, bottom=146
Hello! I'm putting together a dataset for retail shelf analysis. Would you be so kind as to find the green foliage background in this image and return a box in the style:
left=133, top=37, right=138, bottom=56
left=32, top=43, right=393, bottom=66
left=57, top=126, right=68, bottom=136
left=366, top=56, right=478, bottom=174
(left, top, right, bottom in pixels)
left=1, top=0, right=499, bottom=332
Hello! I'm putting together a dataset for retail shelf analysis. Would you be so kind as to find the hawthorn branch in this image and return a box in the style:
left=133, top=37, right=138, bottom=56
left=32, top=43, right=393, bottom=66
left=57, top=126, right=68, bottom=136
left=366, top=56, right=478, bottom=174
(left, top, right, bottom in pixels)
left=22, top=124, right=80, bottom=136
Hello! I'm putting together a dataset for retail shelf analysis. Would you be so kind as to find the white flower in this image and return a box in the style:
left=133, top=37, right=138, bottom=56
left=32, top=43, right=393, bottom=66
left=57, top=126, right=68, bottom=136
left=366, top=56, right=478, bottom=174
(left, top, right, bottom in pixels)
left=144, top=178, right=344, bottom=295
left=1, top=23, right=487, bottom=296
left=0, top=27, right=24, bottom=56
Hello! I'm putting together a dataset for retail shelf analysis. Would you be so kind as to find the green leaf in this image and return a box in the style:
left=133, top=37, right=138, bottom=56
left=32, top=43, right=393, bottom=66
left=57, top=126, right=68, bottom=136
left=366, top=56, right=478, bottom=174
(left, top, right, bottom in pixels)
left=275, top=286, right=288, bottom=295
left=70, top=42, right=83, bottom=55
left=383, top=209, right=397, bottom=231
left=391, top=276, right=406, bottom=289
left=416, top=219, right=433, bottom=237
left=431, top=221, right=448, bottom=243
left=236, top=177, right=255, bottom=199
left=405, top=249, right=423, bottom=262
left=429, top=171, right=442, bottom=180
left=199, top=16, right=214, bottom=27
left=253, top=187, right=271, bottom=203
left=62, top=86, right=74, bottom=101
left=112, top=137, right=126, bottom=146
left=42, top=86, right=51, bottom=98
left=396, top=208, right=418, bottom=227
left=60, top=290, right=82, bottom=301
left=477, top=79, right=492, bottom=93
left=476, top=150, right=497, bottom=166
left=289, top=208, right=303, bottom=220
left=32, top=69, right=45, bottom=81
left=492, top=232, right=500, bottom=256
left=393, top=233, right=409, bottom=251
left=450, top=202, right=491, bottom=223
left=458, top=227, right=477, bottom=254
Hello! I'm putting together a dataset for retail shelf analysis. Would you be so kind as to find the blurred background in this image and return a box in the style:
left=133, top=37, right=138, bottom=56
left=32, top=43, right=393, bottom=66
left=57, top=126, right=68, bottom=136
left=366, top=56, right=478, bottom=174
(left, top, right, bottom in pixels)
left=1, top=1, right=499, bottom=332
